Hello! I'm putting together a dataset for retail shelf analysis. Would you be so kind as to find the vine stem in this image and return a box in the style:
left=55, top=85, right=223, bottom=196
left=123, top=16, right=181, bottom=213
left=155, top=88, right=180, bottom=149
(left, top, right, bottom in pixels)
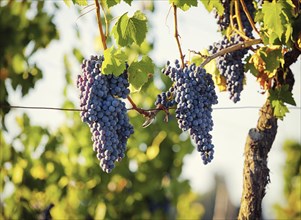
left=99, top=2, right=109, bottom=37
left=239, top=0, right=260, bottom=36
left=172, top=3, right=185, bottom=68
left=95, top=0, right=107, bottom=50
left=127, top=96, right=153, bottom=117
left=230, top=0, right=250, bottom=40
left=234, top=0, right=244, bottom=32
left=200, top=38, right=262, bottom=67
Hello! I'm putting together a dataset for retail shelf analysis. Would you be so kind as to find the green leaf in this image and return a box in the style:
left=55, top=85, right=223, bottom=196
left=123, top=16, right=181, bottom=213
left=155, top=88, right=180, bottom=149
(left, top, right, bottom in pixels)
left=262, top=1, right=284, bottom=38
left=262, top=1, right=294, bottom=45
left=269, top=85, right=296, bottom=119
left=245, top=54, right=259, bottom=77
left=279, top=85, right=296, bottom=106
left=64, top=0, right=73, bottom=7
left=112, top=11, right=147, bottom=47
left=269, top=85, right=296, bottom=106
left=102, top=47, right=127, bottom=76
left=271, top=99, right=289, bottom=120
left=169, top=0, right=198, bottom=11
left=73, top=0, right=88, bottom=6
left=259, top=47, right=284, bottom=73
left=104, top=0, right=121, bottom=8
left=201, top=0, right=224, bottom=15
left=128, top=56, right=154, bottom=90
left=123, top=0, right=133, bottom=5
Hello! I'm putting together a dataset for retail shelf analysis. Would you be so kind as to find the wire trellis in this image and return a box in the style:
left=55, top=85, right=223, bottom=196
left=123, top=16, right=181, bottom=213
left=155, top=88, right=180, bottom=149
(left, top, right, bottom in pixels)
left=0, top=105, right=300, bottom=112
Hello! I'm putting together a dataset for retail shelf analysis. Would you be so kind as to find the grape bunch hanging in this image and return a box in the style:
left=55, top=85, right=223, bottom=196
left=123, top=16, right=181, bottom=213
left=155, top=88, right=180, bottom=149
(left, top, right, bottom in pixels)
left=156, top=60, right=218, bottom=164
left=211, top=0, right=255, bottom=103
left=77, top=55, right=134, bottom=173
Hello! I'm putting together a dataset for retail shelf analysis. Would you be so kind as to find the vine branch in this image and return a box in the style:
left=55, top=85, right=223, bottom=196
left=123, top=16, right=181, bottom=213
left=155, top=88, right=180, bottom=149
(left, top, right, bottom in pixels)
left=172, top=3, right=185, bottom=68
left=230, top=0, right=250, bottom=40
left=95, top=0, right=107, bottom=50
left=234, top=0, right=244, bottom=32
left=100, top=2, right=109, bottom=38
left=199, top=38, right=262, bottom=67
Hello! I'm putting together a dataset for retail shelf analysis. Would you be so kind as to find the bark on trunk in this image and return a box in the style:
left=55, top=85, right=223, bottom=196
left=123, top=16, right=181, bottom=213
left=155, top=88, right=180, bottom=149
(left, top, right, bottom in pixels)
left=238, top=46, right=300, bottom=220
left=238, top=99, right=277, bottom=220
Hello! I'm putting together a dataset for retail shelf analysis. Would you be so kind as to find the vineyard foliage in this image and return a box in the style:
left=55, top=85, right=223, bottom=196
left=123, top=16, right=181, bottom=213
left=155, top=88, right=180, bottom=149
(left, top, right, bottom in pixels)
left=1, top=0, right=301, bottom=219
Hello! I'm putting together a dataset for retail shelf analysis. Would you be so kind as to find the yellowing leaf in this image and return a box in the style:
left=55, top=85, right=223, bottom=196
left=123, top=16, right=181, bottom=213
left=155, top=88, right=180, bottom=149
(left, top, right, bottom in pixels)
left=216, top=75, right=227, bottom=92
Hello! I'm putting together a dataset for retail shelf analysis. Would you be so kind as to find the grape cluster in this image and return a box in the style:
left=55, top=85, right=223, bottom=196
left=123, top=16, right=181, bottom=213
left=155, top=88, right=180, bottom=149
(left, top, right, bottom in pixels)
left=77, top=55, right=134, bottom=173
left=154, top=87, right=176, bottom=109
left=214, top=0, right=230, bottom=32
left=161, top=60, right=218, bottom=164
left=240, top=1, right=255, bottom=38
left=209, top=35, right=247, bottom=103
left=213, top=1, right=255, bottom=38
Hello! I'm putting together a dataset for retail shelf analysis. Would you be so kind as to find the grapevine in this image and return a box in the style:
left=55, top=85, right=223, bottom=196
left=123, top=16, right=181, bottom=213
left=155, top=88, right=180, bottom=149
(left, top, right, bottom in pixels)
left=2, top=0, right=301, bottom=219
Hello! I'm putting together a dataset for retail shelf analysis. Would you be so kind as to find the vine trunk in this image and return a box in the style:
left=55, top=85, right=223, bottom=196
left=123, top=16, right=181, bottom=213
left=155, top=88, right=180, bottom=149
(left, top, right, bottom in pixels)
left=238, top=47, right=300, bottom=219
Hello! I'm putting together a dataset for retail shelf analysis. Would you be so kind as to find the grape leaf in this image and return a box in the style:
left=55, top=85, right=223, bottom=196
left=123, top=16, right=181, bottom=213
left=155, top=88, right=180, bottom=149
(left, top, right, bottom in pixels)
left=201, top=0, right=224, bottom=15
left=72, top=0, right=88, bottom=6
left=169, top=0, right=198, bottom=11
left=259, top=47, right=284, bottom=75
left=245, top=54, right=260, bottom=77
left=271, top=100, right=289, bottom=120
left=279, top=85, right=296, bottom=106
left=128, top=56, right=154, bottom=90
left=262, top=1, right=293, bottom=45
left=123, top=0, right=133, bottom=5
left=262, top=1, right=284, bottom=37
left=104, top=0, right=121, bottom=8
left=64, top=0, right=72, bottom=7
left=112, top=11, right=147, bottom=47
left=246, top=46, right=284, bottom=90
left=269, top=85, right=296, bottom=119
left=102, top=47, right=127, bottom=76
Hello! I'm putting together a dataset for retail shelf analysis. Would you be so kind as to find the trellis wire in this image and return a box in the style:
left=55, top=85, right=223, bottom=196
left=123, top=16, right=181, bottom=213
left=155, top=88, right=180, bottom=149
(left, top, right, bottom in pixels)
left=0, top=105, right=300, bottom=112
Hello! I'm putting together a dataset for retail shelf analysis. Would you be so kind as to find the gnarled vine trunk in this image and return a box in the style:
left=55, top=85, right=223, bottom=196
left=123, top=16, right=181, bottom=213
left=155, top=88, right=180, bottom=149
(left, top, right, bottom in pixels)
left=238, top=47, right=300, bottom=220
left=238, top=99, right=277, bottom=220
